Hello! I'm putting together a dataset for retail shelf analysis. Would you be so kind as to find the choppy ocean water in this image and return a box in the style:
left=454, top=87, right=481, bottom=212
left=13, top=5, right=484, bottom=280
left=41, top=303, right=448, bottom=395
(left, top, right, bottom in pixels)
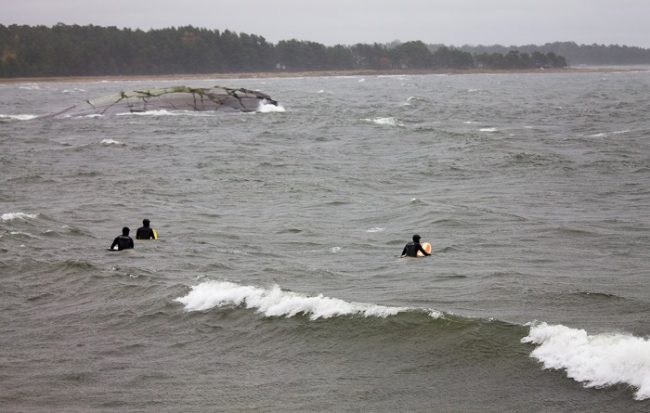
left=1, top=71, right=650, bottom=412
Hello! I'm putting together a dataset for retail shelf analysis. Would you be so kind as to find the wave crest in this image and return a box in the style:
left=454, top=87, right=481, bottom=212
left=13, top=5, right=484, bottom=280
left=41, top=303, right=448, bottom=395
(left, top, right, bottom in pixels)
left=363, top=117, right=404, bottom=127
left=0, top=114, right=38, bottom=121
left=176, top=281, right=441, bottom=321
left=258, top=101, right=285, bottom=113
left=522, top=322, right=650, bottom=400
left=1, top=212, right=39, bottom=222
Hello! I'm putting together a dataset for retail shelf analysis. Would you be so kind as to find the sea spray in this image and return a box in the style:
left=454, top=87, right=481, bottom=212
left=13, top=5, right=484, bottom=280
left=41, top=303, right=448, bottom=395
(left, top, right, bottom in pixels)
left=258, top=100, right=286, bottom=113
left=522, top=322, right=650, bottom=400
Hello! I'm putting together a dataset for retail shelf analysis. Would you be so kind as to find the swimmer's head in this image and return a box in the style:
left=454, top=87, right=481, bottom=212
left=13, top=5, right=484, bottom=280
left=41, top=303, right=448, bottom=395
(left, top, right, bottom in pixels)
left=412, top=234, right=421, bottom=242
left=122, top=227, right=130, bottom=236
left=143, top=219, right=150, bottom=227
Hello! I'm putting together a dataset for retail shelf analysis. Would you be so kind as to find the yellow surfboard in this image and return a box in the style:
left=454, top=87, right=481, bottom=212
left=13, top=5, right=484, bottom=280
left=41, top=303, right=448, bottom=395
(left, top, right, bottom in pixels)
left=152, top=229, right=158, bottom=240
left=417, top=242, right=431, bottom=257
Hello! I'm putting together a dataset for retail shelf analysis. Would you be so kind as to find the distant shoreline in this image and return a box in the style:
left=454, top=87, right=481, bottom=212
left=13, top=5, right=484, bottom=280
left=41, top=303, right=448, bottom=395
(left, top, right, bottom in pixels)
left=0, top=66, right=645, bottom=84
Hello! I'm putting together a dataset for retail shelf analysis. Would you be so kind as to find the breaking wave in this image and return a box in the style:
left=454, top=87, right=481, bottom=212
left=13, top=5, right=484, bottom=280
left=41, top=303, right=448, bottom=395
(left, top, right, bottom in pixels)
left=0, top=114, right=38, bottom=121
left=364, top=117, right=404, bottom=127
left=258, top=101, right=285, bottom=113
left=522, top=322, right=650, bottom=400
left=366, top=227, right=385, bottom=233
left=176, top=281, right=442, bottom=320
left=1, top=212, right=39, bottom=222
left=100, top=139, right=125, bottom=145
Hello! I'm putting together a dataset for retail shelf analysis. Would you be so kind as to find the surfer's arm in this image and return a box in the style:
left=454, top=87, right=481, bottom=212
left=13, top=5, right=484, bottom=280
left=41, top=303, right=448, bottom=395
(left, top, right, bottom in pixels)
left=110, top=237, right=119, bottom=250
left=418, top=245, right=430, bottom=256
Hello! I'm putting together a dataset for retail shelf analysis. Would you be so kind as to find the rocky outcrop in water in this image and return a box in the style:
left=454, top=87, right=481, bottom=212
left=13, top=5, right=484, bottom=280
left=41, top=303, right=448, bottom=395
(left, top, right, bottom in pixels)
left=51, top=86, right=278, bottom=117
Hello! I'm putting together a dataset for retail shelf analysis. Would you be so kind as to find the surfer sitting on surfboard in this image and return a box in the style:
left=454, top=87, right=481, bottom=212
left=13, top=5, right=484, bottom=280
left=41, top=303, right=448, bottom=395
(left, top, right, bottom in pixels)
left=401, top=234, right=430, bottom=257
left=110, top=227, right=134, bottom=251
left=136, top=218, right=157, bottom=240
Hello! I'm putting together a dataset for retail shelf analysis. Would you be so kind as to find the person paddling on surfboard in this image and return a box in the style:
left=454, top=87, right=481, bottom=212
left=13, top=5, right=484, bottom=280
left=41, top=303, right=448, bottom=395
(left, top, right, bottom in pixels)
left=136, top=218, right=157, bottom=240
left=401, top=234, right=430, bottom=257
left=110, top=227, right=134, bottom=251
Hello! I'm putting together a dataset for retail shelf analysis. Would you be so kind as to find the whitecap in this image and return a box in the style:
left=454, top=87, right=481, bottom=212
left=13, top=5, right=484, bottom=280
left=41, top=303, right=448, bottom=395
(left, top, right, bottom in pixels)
left=176, top=281, right=442, bottom=321
left=18, top=83, right=42, bottom=90
left=402, top=96, right=427, bottom=106
left=100, top=139, right=125, bottom=145
left=522, top=322, right=650, bottom=400
left=330, top=246, right=341, bottom=253
left=479, top=127, right=498, bottom=132
left=364, top=117, right=403, bottom=127
left=0, top=114, right=38, bottom=121
left=258, top=101, right=286, bottom=113
left=10, top=231, right=36, bottom=238
left=62, top=88, right=86, bottom=94
left=366, top=227, right=384, bottom=233
left=1, top=212, right=39, bottom=222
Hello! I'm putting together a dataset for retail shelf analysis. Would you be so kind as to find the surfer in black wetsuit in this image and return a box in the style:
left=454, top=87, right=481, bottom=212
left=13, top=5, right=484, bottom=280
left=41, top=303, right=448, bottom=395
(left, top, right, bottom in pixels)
left=401, top=234, right=430, bottom=257
left=110, top=227, right=134, bottom=251
left=136, top=218, right=157, bottom=240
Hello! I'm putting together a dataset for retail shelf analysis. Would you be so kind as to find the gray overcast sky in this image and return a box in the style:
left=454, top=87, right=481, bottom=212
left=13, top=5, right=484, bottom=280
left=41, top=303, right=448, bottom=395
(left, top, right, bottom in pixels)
left=3, top=0, right=650, bottom=48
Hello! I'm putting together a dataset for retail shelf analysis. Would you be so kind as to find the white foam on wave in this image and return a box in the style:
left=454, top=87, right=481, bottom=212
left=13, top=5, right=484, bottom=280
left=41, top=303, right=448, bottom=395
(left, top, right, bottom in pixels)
left=0, top=114, right=38, bottom=121
left=258, top=101, right=286, bottom=113
left=100, top=139, right=125, bottom=145
left=364, top=117, right=404, bottom=127
left=479, top=127, right=498, bottom=132
left=176, top=281, right=442, bottom=321
left=18, top=83, right=42, bottom=90
left=1, top=212, right=39, bottom=222
left=366, top=227, right=384, bottom=233
left=330, top=246, right=341, bottom=253
left=522, top=322, right=650, bottom=400
left=61, top=88, right=86, bottom=94
left=10, top=231, right=37, bottom=238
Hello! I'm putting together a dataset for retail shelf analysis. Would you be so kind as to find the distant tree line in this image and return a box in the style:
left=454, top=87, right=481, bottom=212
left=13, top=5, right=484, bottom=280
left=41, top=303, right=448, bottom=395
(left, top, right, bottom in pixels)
left=0, top=24, right=571, bottom=78
left=459, top=41, right=650, bottom=66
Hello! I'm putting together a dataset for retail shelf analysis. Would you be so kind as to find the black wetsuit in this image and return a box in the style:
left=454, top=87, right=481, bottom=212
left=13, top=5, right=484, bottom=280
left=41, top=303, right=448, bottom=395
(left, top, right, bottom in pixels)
left=401, top=241, right=430, bottom=257
left=136, top=226, right=156, bottom=240
left=110, top=235, right=134, bottom=251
